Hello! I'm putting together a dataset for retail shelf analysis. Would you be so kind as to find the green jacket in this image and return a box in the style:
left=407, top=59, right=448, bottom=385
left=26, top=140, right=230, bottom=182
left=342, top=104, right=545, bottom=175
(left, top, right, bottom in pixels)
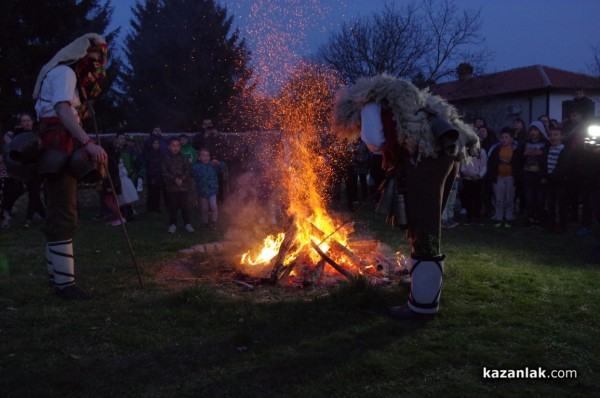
left=180, top=143, right=198, bottom=165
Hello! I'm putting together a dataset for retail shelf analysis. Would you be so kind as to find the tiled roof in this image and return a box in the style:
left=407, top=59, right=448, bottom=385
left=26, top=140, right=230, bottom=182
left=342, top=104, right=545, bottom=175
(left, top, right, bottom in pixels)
left=429, top=65, right=600, bottom=101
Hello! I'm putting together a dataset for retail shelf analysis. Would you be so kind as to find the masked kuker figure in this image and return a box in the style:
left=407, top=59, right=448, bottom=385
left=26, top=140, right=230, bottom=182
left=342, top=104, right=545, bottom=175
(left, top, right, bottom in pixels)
left=333, top=75, right=479, bottom=319
left=30, top=33, right=109, bottom=299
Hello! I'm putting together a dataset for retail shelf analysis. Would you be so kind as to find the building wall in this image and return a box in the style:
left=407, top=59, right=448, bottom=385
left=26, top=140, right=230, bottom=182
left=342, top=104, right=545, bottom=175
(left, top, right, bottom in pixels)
left=453, top=90, right=599, bottom=137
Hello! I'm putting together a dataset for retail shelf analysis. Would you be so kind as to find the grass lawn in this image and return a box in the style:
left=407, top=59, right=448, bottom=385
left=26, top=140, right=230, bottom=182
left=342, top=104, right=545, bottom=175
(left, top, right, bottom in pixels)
left=1, top=197, right=599, bottom=398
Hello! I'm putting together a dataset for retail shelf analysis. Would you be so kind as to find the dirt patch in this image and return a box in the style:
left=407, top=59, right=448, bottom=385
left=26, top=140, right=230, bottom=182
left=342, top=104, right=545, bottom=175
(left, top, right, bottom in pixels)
left=157, top=240, right=406, bottom=301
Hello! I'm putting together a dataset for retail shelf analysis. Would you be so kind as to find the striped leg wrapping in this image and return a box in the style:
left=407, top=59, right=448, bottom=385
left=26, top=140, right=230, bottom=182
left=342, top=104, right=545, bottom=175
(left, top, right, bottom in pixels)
left=45, top=244, right=54, bottom=284
left=47, top=240, right=75, bottom=288
left=408, top=254, right=444, bottom=314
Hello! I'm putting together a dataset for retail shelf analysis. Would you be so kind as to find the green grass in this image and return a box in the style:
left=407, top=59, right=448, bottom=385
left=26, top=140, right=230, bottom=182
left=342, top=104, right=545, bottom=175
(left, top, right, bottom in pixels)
left=1, top=201, right=600, bottom=398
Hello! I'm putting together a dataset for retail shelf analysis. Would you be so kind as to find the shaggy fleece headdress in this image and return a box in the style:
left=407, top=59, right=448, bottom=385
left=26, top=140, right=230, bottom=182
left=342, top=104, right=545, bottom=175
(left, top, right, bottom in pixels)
left=332, top=74, right=479, bottom=161
left=33, top=33, right=107, bottom=101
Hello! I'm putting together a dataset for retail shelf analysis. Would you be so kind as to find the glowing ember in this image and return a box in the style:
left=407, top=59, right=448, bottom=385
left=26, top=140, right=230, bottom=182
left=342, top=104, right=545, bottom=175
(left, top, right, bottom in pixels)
left=233, top=0, right=332, bottom=94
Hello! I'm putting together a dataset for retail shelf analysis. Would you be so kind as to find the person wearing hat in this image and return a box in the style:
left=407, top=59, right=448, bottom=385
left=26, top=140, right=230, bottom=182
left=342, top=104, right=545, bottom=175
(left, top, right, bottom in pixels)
left=32, top=33, right=109, bottom=299
left=518, top=121, right=550, bottom=227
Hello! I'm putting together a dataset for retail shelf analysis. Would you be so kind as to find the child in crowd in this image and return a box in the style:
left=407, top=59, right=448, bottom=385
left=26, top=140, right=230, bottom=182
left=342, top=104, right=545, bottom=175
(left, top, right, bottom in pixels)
left=488, top=128, right=520, bottom=227
left=102, top=140, right=125, bottom=226
left=542, top=127, right=569, bottom=233
left=441, top=175, right=460, bottom=228
left=179, top=133, right=197, bottom=164
left=163, top=137, right=194, bottom=234
left=117, top=158, right=139, bottom=221
left=193, top=148, right=219, bottom=229
left=519, top=121, right=549, bottom=226
left=145, top=139, right=166, bottom=213
left=460, top=145, right=488, bottom=225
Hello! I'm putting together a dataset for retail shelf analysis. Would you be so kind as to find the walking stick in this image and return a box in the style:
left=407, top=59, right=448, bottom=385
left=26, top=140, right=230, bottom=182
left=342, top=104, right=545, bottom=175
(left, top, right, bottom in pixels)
left=88, top=101, right=144, bottom=288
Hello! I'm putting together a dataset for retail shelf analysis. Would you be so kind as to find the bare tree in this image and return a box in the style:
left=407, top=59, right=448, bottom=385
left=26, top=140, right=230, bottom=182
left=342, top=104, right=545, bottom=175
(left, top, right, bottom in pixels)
left=319, top=3, right=425, bottom=83
left=421, top=0, right=486, bottom=82
left=591, top=44, right=600, bottom=77
left=319, top=0, right=488, bottom=84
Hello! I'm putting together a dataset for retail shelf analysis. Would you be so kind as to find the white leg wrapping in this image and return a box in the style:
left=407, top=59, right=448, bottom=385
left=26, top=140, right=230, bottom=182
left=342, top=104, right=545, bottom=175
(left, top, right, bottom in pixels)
left=408, top=254, right=444, bottom=314
left=47, top=239, right=75, bottom=288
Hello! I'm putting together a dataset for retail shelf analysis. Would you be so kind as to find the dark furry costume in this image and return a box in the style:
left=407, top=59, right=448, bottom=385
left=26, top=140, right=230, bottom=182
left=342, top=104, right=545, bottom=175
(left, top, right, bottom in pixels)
left=333, top=75, right=479, bottom=315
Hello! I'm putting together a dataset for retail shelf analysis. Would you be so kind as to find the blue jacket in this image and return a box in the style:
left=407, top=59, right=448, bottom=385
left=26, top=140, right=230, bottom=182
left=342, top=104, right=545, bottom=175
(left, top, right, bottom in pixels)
left=193, top=161, right=219, bottom=197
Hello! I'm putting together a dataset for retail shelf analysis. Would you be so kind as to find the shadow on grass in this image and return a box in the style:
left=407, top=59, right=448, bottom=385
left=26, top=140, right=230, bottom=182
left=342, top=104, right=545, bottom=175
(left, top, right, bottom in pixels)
left=3, top=277, right=434, bottom=398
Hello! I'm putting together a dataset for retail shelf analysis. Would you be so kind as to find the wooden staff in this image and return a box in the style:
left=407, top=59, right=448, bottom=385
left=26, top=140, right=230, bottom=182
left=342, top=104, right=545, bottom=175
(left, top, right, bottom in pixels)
left=89, top=101, right=144, bottom=288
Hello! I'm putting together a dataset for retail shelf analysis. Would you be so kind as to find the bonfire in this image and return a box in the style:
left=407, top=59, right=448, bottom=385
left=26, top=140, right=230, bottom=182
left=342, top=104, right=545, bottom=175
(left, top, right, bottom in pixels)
left=235, top=63, right=403, bottom=286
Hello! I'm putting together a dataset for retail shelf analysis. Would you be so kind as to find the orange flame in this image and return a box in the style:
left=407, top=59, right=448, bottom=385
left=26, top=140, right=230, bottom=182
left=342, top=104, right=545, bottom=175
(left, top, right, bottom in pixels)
left=240, top=62, right=351, bottom=275
left=241, top=233, right=285, bottom=265
left=231, top=1, right=355, bottom=279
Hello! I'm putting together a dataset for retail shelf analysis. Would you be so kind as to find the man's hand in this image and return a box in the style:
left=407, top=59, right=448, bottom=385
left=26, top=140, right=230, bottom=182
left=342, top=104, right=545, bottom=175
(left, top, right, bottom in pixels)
left=85, top=142, right=107, bottom=164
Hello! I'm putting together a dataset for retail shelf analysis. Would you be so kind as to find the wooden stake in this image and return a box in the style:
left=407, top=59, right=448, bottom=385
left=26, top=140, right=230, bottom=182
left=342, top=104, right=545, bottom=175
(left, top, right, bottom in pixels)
left=266, top=221, right=298, bottom=284
left=234, top=280, right=255, bottom=290
left=310, top=223, right=370, bottom=270
left=303, top=258, right=326, bottom=287
left=310, top=241, right=355, bottom=279
left=276, top=259, right=298, bottom=285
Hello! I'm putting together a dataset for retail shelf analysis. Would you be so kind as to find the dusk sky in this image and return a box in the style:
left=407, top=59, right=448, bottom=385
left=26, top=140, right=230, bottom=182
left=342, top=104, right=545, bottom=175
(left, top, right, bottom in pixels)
left=110, top=0, right=600, bottom=76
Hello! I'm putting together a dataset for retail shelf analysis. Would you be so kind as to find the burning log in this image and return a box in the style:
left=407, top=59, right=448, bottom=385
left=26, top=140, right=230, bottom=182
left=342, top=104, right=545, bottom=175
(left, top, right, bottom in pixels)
left=310, top=241, right=356, bottom=279
left=276, top=259, right=298, bottom=285
left=310, top=223, right=370, bottom=270
left=265, top=221, right=298, bottom=284
left=303, top=259, right=326, bottom=287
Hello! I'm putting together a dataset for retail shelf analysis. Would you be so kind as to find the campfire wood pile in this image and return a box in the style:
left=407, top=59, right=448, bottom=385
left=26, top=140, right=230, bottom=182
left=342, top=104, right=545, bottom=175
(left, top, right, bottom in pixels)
left=175, top=223, right=404, bottom=289
left=241, top=221, right=401, bottom=287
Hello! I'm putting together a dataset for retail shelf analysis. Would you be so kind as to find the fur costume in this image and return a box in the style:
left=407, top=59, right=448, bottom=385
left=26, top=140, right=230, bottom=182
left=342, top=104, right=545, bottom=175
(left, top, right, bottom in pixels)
left=33, top=33, right=106, bottom=100
left=332, top=75, right=479, bottom=317
left=332, top=74, right=479, bottom=162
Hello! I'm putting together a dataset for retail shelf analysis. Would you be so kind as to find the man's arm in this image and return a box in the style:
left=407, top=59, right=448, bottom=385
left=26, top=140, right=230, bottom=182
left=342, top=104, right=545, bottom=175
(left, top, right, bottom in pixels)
left=55, top=102, right=107, bottom=164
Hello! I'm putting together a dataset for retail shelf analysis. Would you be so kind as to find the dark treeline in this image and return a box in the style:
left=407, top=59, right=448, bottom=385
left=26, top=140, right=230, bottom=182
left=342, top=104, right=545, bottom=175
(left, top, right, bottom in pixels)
left=1, top=0, right=490, bottom=134
left=0, top=0, right=253, bottom=133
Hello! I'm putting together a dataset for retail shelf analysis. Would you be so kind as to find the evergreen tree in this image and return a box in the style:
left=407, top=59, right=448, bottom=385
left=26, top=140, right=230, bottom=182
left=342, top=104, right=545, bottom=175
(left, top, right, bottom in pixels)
left=122, top=0, right=252, bottom=131
left=0, top=0, right=123, bottom=131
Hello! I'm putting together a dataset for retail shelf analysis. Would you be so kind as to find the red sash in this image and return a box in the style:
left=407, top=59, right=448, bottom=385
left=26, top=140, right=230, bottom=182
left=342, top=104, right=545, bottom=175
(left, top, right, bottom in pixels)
left=39, top=117, right=74, bottom=154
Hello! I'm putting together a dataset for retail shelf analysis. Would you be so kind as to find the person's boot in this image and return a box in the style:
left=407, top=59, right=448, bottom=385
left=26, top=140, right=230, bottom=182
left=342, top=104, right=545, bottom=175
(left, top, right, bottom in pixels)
left=54, top=284, right=91, bottom=299
left=388, top=305, right=435, bottom=320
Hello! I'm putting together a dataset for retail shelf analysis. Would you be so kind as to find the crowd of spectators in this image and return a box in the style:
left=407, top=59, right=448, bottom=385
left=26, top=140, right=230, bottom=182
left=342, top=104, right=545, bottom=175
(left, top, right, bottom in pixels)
left=1, top=90, right=598, bottom=239
left=439, top=96, right=599, bottom=236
